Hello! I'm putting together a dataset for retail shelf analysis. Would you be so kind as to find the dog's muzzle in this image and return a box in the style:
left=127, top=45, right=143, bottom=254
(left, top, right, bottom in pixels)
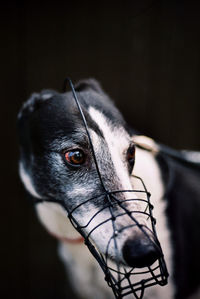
left=34, top=79, right=169, bottom=299
left=61, top=174, right=168, bottom=299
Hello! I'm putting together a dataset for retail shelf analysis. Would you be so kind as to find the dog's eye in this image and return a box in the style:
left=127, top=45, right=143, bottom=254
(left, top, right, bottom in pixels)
left=64, top=150, right=86, bottom=166
left=127, top=145, right=135, bottom=171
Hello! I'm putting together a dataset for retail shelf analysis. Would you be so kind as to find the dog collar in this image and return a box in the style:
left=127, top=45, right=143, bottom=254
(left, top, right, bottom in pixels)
left=57, top=235, right=84, bottom=244
left=49, top=231, right=84, bottom=245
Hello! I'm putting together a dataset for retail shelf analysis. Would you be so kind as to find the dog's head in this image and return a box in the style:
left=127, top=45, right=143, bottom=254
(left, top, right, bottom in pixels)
left=18, top=79, right=162, bottom=269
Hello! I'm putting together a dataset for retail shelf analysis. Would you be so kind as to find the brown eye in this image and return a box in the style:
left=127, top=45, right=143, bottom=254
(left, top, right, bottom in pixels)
left=127, top=145, right=135, bottom=170
left=64, top=150, right=85, bottom=166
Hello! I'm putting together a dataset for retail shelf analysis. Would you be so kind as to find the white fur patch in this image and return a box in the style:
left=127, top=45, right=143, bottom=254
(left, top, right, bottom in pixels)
left=36, top=202, right=81, bottom=239
left=67, top=186, right=95, bottom=198
left=41, top=93, right=52, bottom=100
left=132, top=142, right=174, bottom=298
left=19, top=162, right=42, bottom=199
left=88, top=107, right=133, bottom=191
left=59, top=242, right=113, bottom=299
left=182, top=150, right=200, bottom=163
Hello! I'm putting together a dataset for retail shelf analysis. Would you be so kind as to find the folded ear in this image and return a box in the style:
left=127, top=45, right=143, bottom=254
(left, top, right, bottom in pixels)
left=17, top=90, right=57, bottom=122
left=133, top=135, right=159, bottom=154
left=17, top=90, right=57, bottom=160
left=74, top=78, right=105, bottom=95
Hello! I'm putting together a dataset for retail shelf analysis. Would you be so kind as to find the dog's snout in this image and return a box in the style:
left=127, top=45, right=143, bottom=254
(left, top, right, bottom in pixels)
left=122, top=235, right=161, bottom=268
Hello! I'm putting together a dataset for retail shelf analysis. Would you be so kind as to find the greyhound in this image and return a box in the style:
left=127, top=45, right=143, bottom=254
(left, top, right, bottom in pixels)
left=18, top=79, right=200, bottom=299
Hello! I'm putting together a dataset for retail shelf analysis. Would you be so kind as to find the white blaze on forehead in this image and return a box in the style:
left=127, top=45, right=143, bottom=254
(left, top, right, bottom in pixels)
left=88, top=107, right=132, bottom=191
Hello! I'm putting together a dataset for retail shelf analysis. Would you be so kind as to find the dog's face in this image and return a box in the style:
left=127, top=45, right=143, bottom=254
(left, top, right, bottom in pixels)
left=18, top=79, right=160, bottom=267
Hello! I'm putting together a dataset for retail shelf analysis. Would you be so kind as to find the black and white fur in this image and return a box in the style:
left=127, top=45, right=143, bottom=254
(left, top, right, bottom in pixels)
left=18, top=79, right=200, bottom=299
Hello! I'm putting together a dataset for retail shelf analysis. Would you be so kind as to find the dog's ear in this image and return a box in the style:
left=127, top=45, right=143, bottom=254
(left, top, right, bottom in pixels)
left=133, top=135, right=159, bottom=154
left=75, top=78, right=105, bottom=95
left=18, top=90, right=57, bottom=121
left=17, top=90, right=57, bottom=159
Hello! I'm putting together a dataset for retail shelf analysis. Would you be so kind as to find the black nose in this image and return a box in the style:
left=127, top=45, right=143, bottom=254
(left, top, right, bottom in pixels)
left=122, top=235, right=161, bottom=268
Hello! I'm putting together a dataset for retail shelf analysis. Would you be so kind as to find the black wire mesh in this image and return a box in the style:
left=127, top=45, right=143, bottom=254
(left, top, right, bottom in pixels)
left=66, top=176, right=168, bottom=299
left=35, top=78, right=169, bottom=298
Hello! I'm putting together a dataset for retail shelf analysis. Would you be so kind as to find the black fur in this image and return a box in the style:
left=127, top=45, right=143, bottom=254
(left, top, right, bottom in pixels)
left=18, top=80, right=131, bottom=210
left=18, top=79, right=200, bottom=298
left=157, top=151, right=200, bottom=299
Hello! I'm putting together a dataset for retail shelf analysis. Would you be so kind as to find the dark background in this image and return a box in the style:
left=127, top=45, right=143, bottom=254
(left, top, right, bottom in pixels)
left=1, top=1, right=200, bottom=298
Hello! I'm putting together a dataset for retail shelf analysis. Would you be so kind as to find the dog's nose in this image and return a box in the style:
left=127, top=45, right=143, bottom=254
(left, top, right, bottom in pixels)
left=122, top=235, right=161, bottom=268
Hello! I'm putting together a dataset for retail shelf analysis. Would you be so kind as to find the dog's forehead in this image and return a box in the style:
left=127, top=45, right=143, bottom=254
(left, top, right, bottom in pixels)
left=88, top=106, right=131, bottom=145
left=71, top=88, right=126, bottom=127
left=31, top=93, right=80, bottom=127
left=28, top=90, right=128, bottom=147
left=88, top=106, right=132, bottom=186
left=27, top=95, right=79, bottom=149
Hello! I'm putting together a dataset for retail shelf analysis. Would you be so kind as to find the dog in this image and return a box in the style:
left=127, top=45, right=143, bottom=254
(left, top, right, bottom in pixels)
left=18, top=79, right=200, bottom=299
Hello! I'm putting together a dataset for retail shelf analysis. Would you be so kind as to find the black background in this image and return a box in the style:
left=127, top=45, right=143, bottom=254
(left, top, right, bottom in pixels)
left=1, top=1, right=200, bottom=298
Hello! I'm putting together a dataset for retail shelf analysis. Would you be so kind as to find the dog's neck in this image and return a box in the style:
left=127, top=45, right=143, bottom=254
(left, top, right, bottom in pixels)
left=36, top=201, right=84, bottom=244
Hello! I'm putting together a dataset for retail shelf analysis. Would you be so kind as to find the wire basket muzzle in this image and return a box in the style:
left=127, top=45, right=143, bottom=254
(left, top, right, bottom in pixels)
left=66, top=174, right=168, bottom=299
